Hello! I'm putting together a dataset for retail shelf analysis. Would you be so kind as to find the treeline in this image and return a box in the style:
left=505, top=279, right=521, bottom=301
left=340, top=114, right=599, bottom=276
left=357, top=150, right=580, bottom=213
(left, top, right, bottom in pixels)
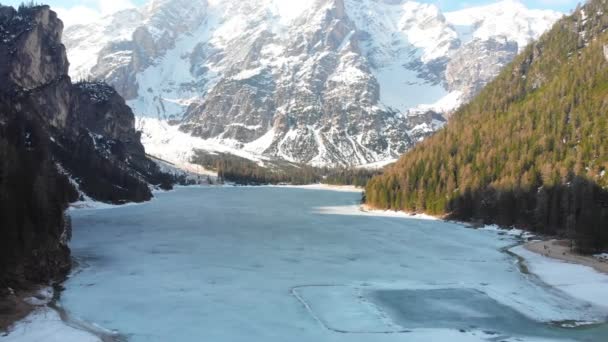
left=323, top=168, right=380, bottom=187
left=191, top=150, right=380, bottom=186
left=366, top=0, right=608, bottom=253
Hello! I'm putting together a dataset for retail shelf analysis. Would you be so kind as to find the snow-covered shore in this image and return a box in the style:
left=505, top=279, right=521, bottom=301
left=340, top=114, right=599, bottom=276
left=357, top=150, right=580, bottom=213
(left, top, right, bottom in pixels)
left=318, top=202, right=608, bottom=323
left=276, top=184, right=364, bottom=193
left=511, top=245, right=608, bottom=314
left=314, top=203, right=439, bottom=221
left=0, top=288, right=101, bottom=342
left=0, top=308, right=101, bottom=342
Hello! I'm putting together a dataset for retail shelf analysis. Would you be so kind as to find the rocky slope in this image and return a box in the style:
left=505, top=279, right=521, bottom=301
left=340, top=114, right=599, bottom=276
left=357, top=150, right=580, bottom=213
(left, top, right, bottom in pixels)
left=64, top=0, right=562, bottom=166
left=0, top=4, right=172, bottom=292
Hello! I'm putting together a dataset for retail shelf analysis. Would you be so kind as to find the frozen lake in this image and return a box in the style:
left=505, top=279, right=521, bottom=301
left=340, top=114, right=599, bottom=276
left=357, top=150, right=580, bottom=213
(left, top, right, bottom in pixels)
left=61, top=187, right=608, bottom=341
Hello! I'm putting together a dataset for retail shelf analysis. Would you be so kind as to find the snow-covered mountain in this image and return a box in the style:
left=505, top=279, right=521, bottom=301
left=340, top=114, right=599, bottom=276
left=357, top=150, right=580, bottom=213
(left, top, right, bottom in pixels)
left=64, top=0, right=561, bottom=167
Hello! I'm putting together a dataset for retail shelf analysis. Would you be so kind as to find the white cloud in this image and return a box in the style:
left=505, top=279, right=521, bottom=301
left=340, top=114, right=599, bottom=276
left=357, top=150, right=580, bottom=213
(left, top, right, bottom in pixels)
left=56, top=0, right=136, bottom=27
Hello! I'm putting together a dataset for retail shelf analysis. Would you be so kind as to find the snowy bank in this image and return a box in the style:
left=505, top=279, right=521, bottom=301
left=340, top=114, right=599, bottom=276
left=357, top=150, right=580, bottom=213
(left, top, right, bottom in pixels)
left=511, top=245, right=608, bottom=313
left=69, top=196, right=152, bottom=211
left=314, top=203, right=438, bottom=220
left=0, top=287, right=101, bottom=342
left=478, top=225, right=537, bottom=241
left=0, top=308, right=101, bottom=342
left=277, top=184, right=364, bottom=193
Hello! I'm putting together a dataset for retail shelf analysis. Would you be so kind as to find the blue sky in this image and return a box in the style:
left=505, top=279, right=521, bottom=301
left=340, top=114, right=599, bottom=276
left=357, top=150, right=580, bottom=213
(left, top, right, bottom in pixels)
left=4, top=0, right=581, bottom=26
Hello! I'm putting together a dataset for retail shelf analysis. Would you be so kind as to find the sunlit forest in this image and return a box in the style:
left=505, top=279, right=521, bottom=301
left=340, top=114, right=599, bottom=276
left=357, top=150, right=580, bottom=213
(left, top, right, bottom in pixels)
left=366, top=0, right=608, bottom=253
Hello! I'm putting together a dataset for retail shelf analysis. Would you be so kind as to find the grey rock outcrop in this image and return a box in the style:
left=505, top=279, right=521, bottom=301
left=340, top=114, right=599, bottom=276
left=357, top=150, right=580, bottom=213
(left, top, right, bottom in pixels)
left=445, top=38, right=519, bottom=108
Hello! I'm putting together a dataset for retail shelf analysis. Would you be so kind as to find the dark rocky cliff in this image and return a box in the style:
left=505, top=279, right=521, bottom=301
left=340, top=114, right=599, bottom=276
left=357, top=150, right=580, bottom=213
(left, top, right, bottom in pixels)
left=0, top=4, right=173, bottom=293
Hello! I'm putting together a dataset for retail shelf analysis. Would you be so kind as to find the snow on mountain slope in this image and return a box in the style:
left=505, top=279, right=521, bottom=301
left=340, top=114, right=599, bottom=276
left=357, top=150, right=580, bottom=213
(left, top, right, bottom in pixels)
left=445, top=0, right=561, bottom=51
left=64, top=9, right=143, bottom=80
left=63, top=0, right=562, bottom=167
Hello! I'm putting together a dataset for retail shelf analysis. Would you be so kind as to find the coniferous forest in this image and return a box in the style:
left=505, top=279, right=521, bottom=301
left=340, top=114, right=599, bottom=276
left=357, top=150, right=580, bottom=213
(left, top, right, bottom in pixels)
left=191, top=150, right=380, bottom=186
left=366, top=0, right=608, bottom=253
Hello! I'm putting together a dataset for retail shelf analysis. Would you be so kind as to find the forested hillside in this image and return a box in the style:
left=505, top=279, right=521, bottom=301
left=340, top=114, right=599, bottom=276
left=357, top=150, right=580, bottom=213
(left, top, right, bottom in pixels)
left=191, top=150, right=379, bottom=186
left=366, top=0, right=608, bottom=252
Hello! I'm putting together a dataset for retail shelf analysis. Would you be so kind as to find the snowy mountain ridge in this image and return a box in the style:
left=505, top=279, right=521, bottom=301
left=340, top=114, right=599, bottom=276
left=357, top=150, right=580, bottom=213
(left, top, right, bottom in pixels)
left=64, top=0, right=562, bottom=167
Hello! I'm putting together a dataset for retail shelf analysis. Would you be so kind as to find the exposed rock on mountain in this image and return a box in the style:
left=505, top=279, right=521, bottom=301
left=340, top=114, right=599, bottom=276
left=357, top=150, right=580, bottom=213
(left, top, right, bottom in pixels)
left=445, top=38, right=519, bottom=111
left=64, top=0, right=562, bottom=166
left=0, top=4, right=173, bottom=291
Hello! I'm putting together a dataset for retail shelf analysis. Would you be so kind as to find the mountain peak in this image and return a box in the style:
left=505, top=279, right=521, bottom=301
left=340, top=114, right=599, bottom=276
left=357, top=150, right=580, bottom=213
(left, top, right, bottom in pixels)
left=63, top=0, right=562, bottom=166
left=445, top=0, right=562, bottom=51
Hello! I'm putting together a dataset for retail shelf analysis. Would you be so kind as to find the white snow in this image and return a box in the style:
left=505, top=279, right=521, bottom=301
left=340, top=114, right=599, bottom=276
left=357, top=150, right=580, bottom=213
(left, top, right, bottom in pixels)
left=315, top=204, right=439, bottom=221
left=356, top=158, right=396, bottom=170
left=0, top=287, right=102, bottom=342
left=445, top=0, right=562, bottom=52
left=329, top=54, right=369, bottom=85
left=69, top=197, right=146, bottom=211
left=479, top=225, right=537, bottom=241
left=0, top=308, right=101, bottom=342
left=511, top=246, right=608, bottom=312
left=232, top=67, right=265, bottom=81
left=414, top=90, right=464, bottom=114
left=137, top=117, right=271, bottom=169
left=22, top=287, right=54, bottom=306
left=277, top=184, right=363, bottom=193
left=270, top=0, right=316, bottom=25
left=243, top=127, right=277, bottom=155
left=398, top=1, right=459, bottom=63
left=65, top=10, right=143, bottom=80
left=373, top=64, right=448, bottom=113
left=345, top=0, right=453, bottom=113
left=128, top=17, right=215, bottom=119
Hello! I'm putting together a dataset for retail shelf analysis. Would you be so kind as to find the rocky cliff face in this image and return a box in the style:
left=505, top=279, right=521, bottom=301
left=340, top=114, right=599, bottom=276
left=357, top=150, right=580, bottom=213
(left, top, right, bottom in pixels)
left=64, top=0, right=562, bottom=166
left=445, top=38, right=519, bottom=113
left=0, top=4, right=173, bottom=291
left=0, top=5, right=68, bottom=90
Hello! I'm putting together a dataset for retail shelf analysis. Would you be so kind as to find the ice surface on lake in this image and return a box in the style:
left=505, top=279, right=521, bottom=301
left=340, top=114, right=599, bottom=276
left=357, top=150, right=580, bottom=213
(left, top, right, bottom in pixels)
left=59, top=187, right=608, bottom=341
